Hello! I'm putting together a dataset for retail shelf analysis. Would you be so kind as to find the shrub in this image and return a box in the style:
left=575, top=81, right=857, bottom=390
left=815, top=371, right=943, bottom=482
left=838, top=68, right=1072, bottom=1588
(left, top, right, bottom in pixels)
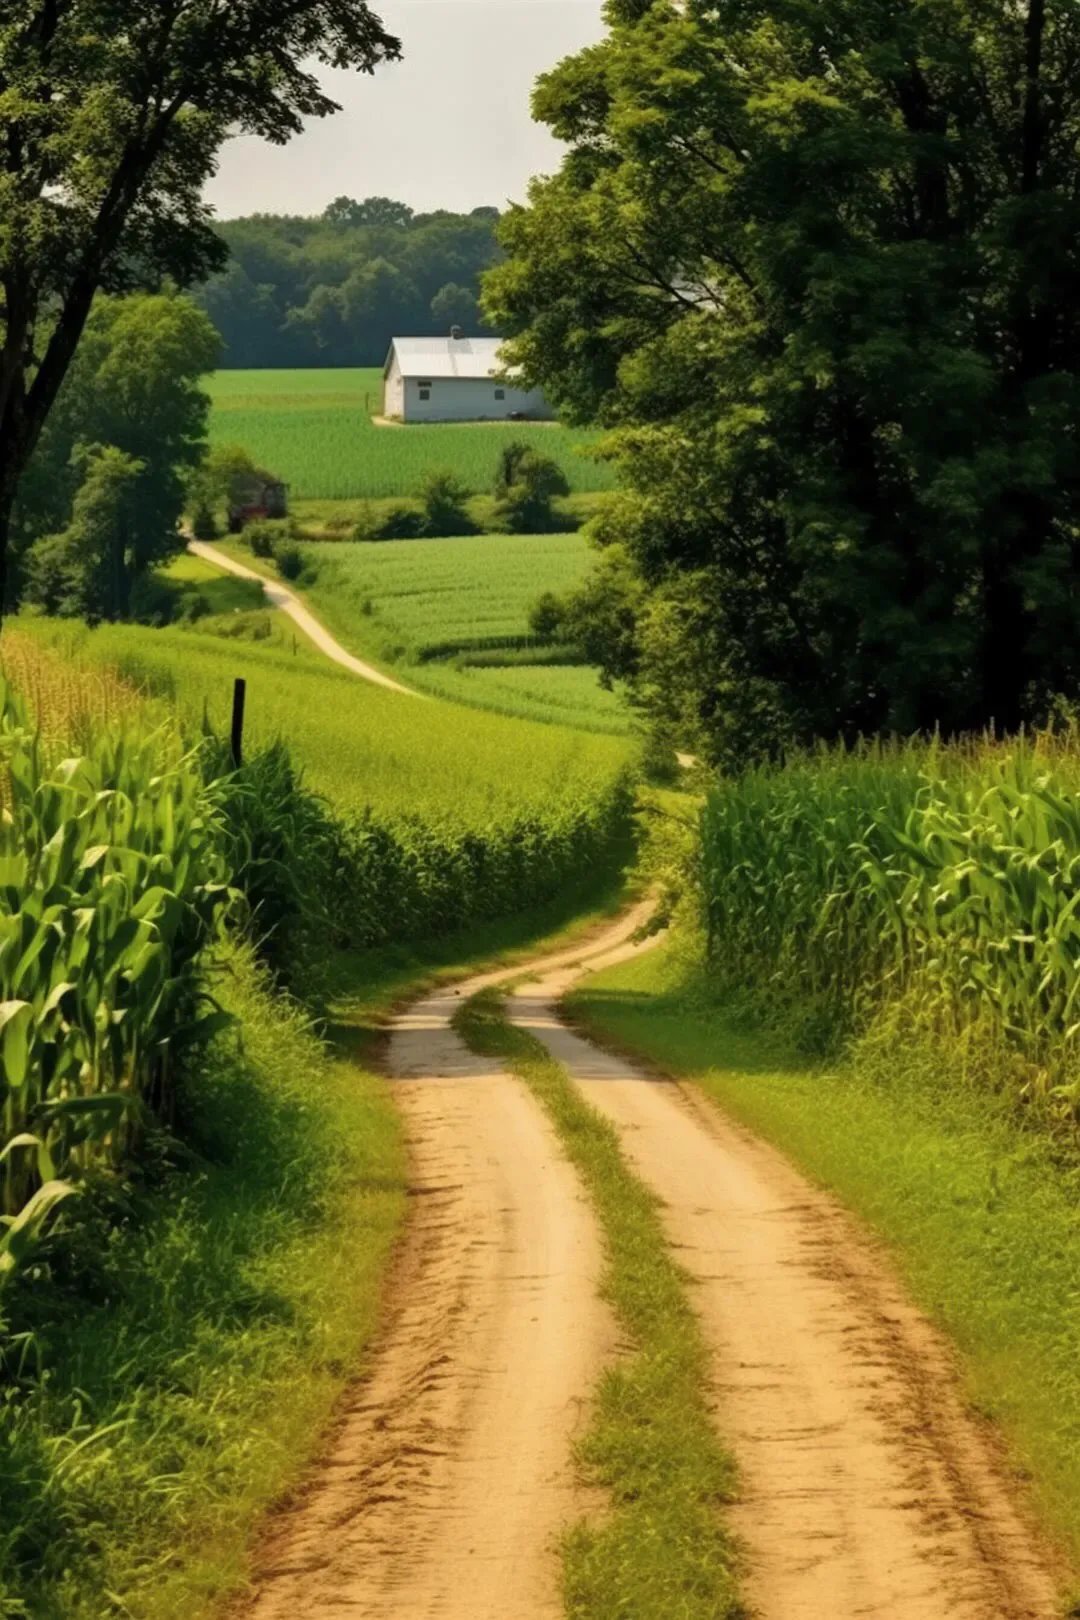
left=274, top=543, right=305, bottom=581
left=529, top=591, right=565, bottom=641
left=190, top=501, right=217, bottom=540
left=245, top=519, right=288, bottom=558
left=129, top=570, right=182, bottom=626
left=492, top=443, right=571, bottom=534
left=419, top=469, right=475, bottom=537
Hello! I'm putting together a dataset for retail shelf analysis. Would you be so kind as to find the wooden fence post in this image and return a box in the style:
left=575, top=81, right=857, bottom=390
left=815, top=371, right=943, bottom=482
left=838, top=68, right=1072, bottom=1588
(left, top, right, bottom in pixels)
left=231, top=677, right=246, bottom=768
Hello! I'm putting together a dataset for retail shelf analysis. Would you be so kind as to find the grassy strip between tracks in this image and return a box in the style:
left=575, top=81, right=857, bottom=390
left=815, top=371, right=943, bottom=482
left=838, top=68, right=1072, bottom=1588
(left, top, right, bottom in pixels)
left=567, top=932, right=1080, bottom=1604
left=454, top=988, right=744, bottom=1620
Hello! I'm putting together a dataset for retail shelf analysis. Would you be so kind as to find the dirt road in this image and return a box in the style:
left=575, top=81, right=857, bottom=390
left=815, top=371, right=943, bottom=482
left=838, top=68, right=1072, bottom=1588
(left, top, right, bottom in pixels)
left=239, top=950, right=616, bottom=1620
left=508, top=916, right=1061, bottom=1620
left=187, top=539, right=416, bottom=695
left=240, top=909, right=1060, bottom=1619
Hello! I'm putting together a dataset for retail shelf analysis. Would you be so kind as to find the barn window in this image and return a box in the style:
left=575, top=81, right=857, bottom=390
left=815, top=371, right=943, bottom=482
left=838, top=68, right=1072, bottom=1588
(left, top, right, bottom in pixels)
left=494, top=388, right=505, bottom=399
left=419, top=386, right=431, bottom=400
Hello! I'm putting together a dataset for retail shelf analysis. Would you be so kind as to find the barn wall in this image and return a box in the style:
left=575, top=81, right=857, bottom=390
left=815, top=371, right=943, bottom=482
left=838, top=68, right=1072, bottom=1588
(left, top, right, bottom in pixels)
left=382, top=353, right=405, bottom=418
left=401, top=377, right=552, bottom=422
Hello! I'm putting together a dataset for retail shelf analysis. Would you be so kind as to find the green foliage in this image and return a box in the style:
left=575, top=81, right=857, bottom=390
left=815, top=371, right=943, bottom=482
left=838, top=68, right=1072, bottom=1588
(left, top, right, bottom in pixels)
left=16, top=295, right=220, bottom=611
left=244, top=519, right=288, bottom=559
left=0, top=1, right=400, bottom=597
left=0, top=679, right=232, bottom=1281
left=196, top=201, right=496, bottom=368
left=278, top=531, right=633, bottom=732
left=274, top=541, right=305, bottom=581
left=205, top=368, right=612, bottom=499
left=0, top=935, right=405, bottom=1620
left=15, top=615, right=636, bottom=946
left=699, top=730, right=1080, bottom=1121
left=418, top=469, right=475, bottom=536
left=191, top=501, right=218, bottom=541
left=23, top=445, right=146, bottom=623
left=492, top=440, right=571, bottom=533
left=528, top=591, right=565, bottom=641
left=354, top=501, right=426, bottom=541
left=488, top=0, right=1080, bottom=755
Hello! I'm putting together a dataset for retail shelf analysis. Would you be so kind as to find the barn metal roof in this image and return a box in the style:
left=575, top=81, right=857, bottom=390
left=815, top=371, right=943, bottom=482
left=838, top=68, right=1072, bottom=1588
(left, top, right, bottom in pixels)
left=385, top=336, right=521, bottom=381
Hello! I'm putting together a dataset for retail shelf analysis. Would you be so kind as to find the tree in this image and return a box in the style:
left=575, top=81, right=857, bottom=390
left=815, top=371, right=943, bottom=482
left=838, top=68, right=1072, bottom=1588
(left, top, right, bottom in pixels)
left=492, top=442, right=570, bottom=533
left=14, top=294, right=219, bottom=600
left=430, top=282, right=481, bottom=333
left=486, top=0, right=1080, bottom=759
left=0, top=1, right=400, bottom=610
left=24, top=446, right=143, bottom=622
left=420, top=470, right=474, bottom=537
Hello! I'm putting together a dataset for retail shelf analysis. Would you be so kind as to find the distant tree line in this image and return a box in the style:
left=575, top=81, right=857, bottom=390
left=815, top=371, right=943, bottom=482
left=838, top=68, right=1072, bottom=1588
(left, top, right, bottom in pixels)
left=191, top=197, right=502, bottom=369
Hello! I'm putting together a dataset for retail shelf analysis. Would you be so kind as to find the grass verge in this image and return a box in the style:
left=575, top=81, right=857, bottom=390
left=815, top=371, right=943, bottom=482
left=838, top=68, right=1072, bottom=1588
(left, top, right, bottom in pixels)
left=1, top=938, right=405, bottom=1620
left=454, top=987, right=744, bottom=1620
left=567, top=932, right=1080, bottom=1585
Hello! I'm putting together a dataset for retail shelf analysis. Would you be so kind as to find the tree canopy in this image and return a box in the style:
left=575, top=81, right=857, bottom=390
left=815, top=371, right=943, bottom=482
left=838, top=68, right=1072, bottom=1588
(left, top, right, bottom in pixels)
left=17, top=293, right=219, bottom=617
left=0, top=0, right=400, bottom=602
left=486, top=0, right=1080, bottom=761
left=192, top=202, right=500, bottom=368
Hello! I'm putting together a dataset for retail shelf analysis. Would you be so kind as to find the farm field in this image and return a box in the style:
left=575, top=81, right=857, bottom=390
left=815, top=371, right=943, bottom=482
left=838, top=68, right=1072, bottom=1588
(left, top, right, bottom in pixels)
left=17, top=614, right=631, bottom=826
left=242, top=532, right=633, bottom=734
left=205, top=368, right=616, bottom=499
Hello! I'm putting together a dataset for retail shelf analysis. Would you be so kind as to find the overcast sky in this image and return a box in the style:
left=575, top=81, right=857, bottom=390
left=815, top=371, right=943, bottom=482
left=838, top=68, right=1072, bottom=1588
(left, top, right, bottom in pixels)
left=204, top=0, right=606, bottom=220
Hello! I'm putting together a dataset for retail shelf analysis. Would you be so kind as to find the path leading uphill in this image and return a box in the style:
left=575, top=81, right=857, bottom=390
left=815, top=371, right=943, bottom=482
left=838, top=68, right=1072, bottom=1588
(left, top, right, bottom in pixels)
left=187, top=539, right=415, bottom=695
left=237, top=905, right=1060, bottom=1620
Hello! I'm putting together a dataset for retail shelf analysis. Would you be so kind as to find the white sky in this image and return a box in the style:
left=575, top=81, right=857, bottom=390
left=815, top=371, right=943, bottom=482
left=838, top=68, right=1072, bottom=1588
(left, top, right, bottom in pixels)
left=204, top=0, right=606, bottom=219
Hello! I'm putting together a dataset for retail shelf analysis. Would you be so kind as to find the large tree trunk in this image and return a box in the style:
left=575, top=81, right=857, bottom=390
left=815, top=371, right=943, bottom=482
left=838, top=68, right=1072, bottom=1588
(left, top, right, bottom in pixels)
left=0, top=433, right=24, bottom=622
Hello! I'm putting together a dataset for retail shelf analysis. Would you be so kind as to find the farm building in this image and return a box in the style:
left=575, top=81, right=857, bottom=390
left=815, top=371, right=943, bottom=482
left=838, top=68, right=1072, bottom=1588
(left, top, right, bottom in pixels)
left=382, top=331, right=552, bottom=423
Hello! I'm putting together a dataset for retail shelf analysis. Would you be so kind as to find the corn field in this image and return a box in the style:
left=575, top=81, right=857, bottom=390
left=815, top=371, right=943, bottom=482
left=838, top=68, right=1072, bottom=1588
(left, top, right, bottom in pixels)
left=0, top=677, right=232, bottom=1286
left=700, top=731, right=1080, bottom=1111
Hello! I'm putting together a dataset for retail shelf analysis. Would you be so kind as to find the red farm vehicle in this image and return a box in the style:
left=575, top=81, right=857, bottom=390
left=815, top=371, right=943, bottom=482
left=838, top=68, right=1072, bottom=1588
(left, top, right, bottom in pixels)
left=227, top=470, right=288, bottom=532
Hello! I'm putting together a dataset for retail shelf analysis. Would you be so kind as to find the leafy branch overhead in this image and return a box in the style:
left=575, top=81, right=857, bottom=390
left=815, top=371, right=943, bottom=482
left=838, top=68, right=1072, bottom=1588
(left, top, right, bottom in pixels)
left=0, top=0, right=401, bottom=600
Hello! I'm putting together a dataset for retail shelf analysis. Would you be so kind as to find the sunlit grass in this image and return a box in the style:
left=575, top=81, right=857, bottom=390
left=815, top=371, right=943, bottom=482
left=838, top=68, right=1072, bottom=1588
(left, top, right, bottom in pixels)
left=205, top=367, right=615, bottom=499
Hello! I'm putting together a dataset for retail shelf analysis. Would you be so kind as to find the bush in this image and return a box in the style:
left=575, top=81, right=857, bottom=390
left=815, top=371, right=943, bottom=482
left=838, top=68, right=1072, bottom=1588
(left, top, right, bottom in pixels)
left=245, top=519, right=286, bottom=558
left=190, top=502, right=217, bottom=540
left=274, top=543, right=305, bottom=581
left=492, top=442, right=571, bottom=534
left=419, top=469, right=475, bottom=537
left=529, top=591, right=565, bottom=641
left=129, top=570, right=185, bottom=626
left=353, top=502, right=425, bottom=542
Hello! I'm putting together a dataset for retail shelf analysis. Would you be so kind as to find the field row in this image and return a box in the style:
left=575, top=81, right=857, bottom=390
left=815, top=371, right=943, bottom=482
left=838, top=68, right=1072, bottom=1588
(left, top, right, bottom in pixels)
left=210, top=533, right=633, bottom=735
left=205, top=368, right=615, bottom=499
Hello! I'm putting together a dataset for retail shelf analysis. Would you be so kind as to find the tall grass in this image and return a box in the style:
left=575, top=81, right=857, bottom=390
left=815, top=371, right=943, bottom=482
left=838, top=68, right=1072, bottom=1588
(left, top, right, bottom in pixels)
left=700, top=728, right=1080, bottom=1124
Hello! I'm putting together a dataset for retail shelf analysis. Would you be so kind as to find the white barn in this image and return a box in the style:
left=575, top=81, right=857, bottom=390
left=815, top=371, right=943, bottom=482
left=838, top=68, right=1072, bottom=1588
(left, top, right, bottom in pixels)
left=382, top=333, right=552, bottom=423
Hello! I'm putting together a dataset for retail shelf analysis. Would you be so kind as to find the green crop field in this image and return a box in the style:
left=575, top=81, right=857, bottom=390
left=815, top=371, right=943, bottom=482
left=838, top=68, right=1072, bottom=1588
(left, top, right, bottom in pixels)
left=18, top=613, right=631, bottom=827
left=205, top=368, right=615, bottom=499
left=218, top=532, right=634, bottom=735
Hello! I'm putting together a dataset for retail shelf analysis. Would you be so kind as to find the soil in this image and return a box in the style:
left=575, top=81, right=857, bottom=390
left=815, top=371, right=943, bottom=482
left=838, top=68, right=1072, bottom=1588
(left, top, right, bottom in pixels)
left=238, top=906, right=1063, bottom=1619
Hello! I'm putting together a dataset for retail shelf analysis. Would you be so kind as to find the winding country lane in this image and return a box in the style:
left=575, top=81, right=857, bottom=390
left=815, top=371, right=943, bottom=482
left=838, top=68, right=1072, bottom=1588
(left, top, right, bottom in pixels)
left=187, top=539, right=416, bottom=694
left=237, top=903, right=1061, bottom=1620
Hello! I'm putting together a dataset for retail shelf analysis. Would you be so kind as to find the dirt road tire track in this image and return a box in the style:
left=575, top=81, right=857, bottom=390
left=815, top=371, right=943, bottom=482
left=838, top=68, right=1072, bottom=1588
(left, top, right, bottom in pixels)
left=507, top=918, right=1063, bottom=1620
left=238, top=906, right=1062, bottom=1619
left=237, top=958, right=614, bottom=1620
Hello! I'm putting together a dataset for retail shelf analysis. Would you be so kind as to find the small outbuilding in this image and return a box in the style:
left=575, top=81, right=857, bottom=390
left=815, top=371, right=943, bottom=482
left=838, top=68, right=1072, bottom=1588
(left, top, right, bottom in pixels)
left=382, top=331, right=552, bottom=423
